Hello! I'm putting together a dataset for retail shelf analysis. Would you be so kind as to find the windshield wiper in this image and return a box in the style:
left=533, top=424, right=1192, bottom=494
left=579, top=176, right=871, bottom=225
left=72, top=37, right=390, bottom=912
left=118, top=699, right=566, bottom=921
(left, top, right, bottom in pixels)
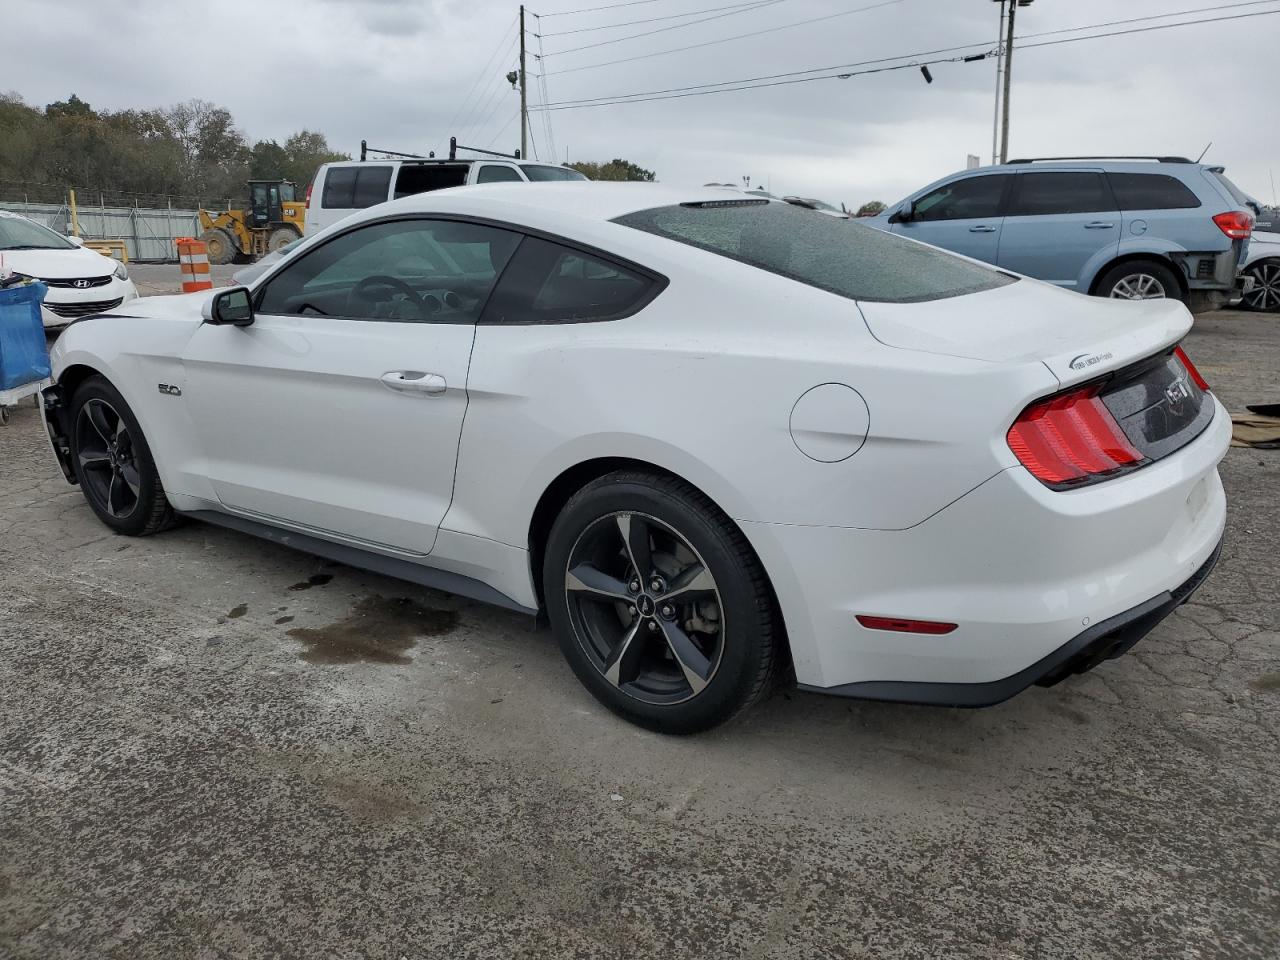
left=0, top=244, right=62, bottom=251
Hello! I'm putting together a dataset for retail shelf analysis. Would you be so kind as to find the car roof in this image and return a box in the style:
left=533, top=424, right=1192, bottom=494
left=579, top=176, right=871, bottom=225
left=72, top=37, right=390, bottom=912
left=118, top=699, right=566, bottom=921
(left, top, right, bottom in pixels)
left=371, top=182, right=761, bottom=224
left=965, top=159, right=1212, bottom=175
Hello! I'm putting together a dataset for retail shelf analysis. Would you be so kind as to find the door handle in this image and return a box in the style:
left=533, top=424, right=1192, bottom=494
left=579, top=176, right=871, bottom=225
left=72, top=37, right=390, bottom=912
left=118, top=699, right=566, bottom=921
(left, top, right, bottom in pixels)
left=380, top=370, right=447, bottom=396
left=968, top=225, right=997, bottom=233
left=1084, top=221, right=1116, bottom=229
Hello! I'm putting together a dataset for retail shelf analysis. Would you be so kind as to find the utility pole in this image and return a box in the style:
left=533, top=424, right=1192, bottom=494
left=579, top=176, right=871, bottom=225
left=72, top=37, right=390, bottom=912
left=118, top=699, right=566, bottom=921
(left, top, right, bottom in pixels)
left=991, top=0, right=1005, bottom=165
left=519, top=5, right=528, bottom=160
left=998, top=0, right=1017, bottom=163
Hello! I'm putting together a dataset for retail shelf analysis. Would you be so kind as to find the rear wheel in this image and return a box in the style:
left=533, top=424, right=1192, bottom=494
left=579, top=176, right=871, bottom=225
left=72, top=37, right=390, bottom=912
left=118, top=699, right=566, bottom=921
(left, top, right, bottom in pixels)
left=544, top=471, right=782, bottom=734
left=1240, top=259, right=1280, bottom=312
left=70, top=376, right=177, bottom=536
left=1096, top=260, right=1183, bottom=302
left=201, top=229, right=238, bottom=265
left=267, top=227, right=299, bottom=254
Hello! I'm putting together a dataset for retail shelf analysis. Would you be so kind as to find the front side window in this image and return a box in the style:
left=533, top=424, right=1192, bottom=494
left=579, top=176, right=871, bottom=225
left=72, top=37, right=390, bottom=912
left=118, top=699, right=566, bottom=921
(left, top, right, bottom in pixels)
left=1107, top=173, right=1201, bottom=211
left=483, top=236, right=657, bottom=323
left=616, top=200, right=1014, bottom=304
left=912, top=175, right=1010, bottom=222
left=0, top=213, right=75, bottom=251
left=520, top=165, right=589, bottom=182
left=321, top=166, right=393, bottom=209
left=257, top=218, right=520, bottom=322
left=1009, top=172, right=1116, bottom=216
left=477, top=164, right=524, bottom=184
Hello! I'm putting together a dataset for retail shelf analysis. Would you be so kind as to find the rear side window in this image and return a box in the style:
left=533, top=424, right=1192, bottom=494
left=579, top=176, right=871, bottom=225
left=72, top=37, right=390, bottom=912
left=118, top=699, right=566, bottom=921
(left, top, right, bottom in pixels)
left=1009, top=173, right=1116, bottom=216
left=394, top=163, right=469, bottom=198
left=1108, top=173, right=1201, bottom=210
left=912, top=174, right=1010, bottom=222
left=615, top=201, right=1015, bottom=303
left=477, top=164, right=524, bottom=184
left=322, top=166, right=392, bottom=209
left=521, top=165, right=589, bottom=182
left=483, top=236, right=659, bottom=323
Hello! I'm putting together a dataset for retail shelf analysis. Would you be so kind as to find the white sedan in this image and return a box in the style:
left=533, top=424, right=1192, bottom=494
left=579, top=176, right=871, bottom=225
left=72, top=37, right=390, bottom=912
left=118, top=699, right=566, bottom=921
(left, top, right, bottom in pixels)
left=0, top=211, right=138, bottom=327
left=40, top=183, right=1229, bottom=732
left=1239, top=230, right=1280, bottom=312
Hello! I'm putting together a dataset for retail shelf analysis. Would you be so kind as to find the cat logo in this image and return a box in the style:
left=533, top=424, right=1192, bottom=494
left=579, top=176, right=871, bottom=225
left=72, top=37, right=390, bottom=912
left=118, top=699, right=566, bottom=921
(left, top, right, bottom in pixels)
left=157, top=383, right=182, bottom=397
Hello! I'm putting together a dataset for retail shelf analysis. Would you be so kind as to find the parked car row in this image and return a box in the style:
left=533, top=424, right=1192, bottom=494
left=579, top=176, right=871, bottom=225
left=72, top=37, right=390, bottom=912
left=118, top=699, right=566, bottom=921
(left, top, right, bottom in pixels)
left=871, top=156, right=1257, bottom=312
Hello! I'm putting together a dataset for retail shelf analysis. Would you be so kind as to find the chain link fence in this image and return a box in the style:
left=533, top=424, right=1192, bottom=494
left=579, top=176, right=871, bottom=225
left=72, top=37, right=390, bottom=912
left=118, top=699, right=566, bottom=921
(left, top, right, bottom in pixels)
left=0, top=180, right=237, bottom=262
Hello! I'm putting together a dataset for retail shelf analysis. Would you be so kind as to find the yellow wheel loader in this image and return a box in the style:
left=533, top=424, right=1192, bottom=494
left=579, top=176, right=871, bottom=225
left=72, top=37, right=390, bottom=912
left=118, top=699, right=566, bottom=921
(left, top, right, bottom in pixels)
left=198, top=180, right=305, bottom=265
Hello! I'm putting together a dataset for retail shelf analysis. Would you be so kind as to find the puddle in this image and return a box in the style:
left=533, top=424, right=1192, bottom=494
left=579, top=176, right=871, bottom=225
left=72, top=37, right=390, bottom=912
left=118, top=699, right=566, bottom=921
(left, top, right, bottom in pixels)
left=286, top=595, right=458, bottom=665
left=1250, top=673, right=1280, bottom=693
left=289, top=573, right=334, bottom=592
left=226, top=604, right=248, bottom=619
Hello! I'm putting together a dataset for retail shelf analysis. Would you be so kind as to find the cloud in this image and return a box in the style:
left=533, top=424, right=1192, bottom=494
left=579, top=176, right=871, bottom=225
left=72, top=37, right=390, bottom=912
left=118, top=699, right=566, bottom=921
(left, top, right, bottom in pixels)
left=7, top=0, right=1278, bottom=206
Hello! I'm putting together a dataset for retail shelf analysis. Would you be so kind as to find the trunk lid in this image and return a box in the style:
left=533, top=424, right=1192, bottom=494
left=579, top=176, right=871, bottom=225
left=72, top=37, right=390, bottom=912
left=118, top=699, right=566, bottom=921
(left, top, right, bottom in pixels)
left=855, top=278, right=1192, bottom=386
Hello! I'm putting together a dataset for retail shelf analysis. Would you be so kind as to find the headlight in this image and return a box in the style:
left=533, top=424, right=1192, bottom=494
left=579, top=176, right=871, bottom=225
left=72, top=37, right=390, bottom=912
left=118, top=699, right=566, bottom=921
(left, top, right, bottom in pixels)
left=114, top=261, right=129, bottom=281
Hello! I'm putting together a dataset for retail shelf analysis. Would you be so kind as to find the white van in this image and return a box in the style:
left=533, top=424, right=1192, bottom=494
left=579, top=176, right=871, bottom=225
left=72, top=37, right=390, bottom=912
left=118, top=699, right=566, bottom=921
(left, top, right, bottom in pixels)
left=304, top=157, right=587, bottom=235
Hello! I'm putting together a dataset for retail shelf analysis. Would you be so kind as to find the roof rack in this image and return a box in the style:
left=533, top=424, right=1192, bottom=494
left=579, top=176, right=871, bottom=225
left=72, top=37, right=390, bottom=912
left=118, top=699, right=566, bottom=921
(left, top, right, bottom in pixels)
left=358, top=138, right=522, bottom=162
left=1006, top=155, right=1193, bottom=165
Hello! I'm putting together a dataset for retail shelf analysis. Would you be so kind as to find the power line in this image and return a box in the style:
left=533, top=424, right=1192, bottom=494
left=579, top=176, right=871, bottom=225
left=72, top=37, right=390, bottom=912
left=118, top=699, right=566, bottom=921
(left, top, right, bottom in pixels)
left=456, top=34, right=520, bottom=140
left=541, top=0, right=786, bottom=56
left=529, top=5, right=1280, bottom=111
left=542, top=0, right=904, bottom=77
left=534, top=0, right=677, bottom=17
left=445, top=14, right=519, bottom=138
left=536, top=0, right=780, bottom=36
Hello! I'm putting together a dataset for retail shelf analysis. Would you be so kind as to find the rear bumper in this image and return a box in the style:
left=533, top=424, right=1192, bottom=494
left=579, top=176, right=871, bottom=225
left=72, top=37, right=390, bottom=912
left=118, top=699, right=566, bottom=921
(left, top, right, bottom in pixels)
left=743, top=395, right=1231, bottom=694
left=799, top=539, right=1221, bottom=706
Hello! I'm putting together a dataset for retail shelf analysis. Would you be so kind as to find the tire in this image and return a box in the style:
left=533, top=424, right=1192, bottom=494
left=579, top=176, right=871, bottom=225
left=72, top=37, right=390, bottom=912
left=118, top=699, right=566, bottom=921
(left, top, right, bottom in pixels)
left=543, top=470, right=782, bottom=734
left=201, top=229, right=238, bottom=265
left=1239, top=258, right=1280, bottom=312
left=1095, top=259, right=1184, bottom=303
left=267, top=227, right=299, bottom=254
left=69, top=376, right=178, bottom=537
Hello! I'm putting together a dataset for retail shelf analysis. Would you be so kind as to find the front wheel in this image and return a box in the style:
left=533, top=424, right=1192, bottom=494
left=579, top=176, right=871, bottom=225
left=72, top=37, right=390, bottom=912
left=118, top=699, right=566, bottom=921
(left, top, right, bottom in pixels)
left=70, top=376, right=178, bottom=536
left=544, top=471, right=782, bottom=734
left=1096, top=260, right=1183, bottom=302
left=1240, top=259, right=1280, bottom=312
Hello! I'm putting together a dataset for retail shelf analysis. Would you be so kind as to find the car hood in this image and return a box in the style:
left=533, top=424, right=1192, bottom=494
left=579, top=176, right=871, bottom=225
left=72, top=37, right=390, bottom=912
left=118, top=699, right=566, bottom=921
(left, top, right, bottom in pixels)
left=113, top=290, right=216, bottom=318
left=1, top=245, right=119, bottom=279
left=856, top=278, right=1192, bottom=386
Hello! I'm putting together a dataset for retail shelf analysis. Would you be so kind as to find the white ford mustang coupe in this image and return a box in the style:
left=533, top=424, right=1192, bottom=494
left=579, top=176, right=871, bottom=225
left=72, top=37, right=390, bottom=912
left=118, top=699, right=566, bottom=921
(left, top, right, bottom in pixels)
left=41, top=183, right=1229, bottom=733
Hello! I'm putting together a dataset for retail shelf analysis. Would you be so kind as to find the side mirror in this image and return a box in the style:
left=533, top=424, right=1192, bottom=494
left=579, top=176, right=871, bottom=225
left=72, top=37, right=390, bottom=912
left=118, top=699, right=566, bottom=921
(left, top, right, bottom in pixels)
left=887, top=200, right=914, bottom=225
left=67, top=235, right=85, bottom=247
left=204, top=286, right=255, bottom=327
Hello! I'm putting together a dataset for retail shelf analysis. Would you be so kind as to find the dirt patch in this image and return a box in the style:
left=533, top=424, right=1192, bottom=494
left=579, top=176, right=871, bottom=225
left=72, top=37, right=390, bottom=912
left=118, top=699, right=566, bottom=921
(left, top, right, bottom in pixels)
left=286, top=595, right=458, bottom=665
left=289, top=573, right=334, bottom=592
left=1250, top=672, right=1280, bottom=693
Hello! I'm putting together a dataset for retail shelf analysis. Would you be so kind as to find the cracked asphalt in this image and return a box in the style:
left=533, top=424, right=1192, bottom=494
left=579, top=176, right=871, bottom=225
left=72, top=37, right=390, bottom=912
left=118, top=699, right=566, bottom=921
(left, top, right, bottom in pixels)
left=1, top=309, right=1278, bottom=959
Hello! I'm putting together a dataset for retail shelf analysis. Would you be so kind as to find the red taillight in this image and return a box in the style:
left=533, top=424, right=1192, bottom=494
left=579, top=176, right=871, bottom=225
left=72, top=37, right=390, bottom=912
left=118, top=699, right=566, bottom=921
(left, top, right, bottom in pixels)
left=305, top=182, right=313, bottom=209
left=1007, top=384, right=1143, bottom=488
left=1212, top=210, right=1253, bottom=239
left=856, top=615, right=957, bottom=635
left=1174, top=345, right=1209, bottom=392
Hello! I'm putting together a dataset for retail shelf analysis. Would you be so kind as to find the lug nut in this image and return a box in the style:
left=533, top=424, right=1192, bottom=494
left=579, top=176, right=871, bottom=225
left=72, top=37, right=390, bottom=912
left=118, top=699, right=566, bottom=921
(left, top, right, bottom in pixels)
left=661, top=604, right=674, bottom=619
left=650, top=578, right=664, bottom=593
left=629, top=579, right=641, bottom=593
left=628, top=605, right=637, bottom=616
left=647, top=621, right=659, bottom=633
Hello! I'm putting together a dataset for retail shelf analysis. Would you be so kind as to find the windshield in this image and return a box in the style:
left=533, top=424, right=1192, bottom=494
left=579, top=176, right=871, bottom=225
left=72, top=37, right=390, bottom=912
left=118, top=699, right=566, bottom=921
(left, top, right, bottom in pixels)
left=521, top=165, right=588, bottom=182
left=0, top=213, right=76, bottom=251
left=614, top=200, right=1015, bottom=303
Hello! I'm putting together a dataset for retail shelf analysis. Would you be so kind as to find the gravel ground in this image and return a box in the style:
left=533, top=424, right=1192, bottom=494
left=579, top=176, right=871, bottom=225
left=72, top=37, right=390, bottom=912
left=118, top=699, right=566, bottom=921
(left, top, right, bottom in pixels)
left=0, top=308, right=1277, bottom=959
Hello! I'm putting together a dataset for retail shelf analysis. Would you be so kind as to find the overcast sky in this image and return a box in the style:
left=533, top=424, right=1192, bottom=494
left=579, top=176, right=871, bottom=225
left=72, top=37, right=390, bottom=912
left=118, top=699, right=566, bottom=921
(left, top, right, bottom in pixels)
left=12, top=0, right=1280, bottom=206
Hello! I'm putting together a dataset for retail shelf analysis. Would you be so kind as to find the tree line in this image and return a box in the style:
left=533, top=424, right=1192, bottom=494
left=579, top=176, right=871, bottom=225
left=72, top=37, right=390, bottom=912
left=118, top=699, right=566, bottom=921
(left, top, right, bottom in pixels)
left=0, top=92, right=348, bottom=205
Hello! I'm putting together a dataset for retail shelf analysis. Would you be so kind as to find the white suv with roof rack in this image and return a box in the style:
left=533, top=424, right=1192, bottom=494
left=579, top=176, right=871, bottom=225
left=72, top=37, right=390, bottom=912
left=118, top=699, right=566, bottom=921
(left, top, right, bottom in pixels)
left=304, top=137, right=587, bottom=235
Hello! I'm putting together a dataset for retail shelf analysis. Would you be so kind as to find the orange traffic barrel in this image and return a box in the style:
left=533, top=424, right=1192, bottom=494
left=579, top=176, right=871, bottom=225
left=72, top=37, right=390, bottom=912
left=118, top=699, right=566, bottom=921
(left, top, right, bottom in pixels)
left=176, top=237, right=213, bottom=293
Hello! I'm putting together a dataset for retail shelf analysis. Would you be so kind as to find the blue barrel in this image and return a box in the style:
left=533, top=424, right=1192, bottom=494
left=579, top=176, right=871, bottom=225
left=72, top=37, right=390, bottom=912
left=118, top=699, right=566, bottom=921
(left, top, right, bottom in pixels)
left=0, top=281, right=51, bottom=391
